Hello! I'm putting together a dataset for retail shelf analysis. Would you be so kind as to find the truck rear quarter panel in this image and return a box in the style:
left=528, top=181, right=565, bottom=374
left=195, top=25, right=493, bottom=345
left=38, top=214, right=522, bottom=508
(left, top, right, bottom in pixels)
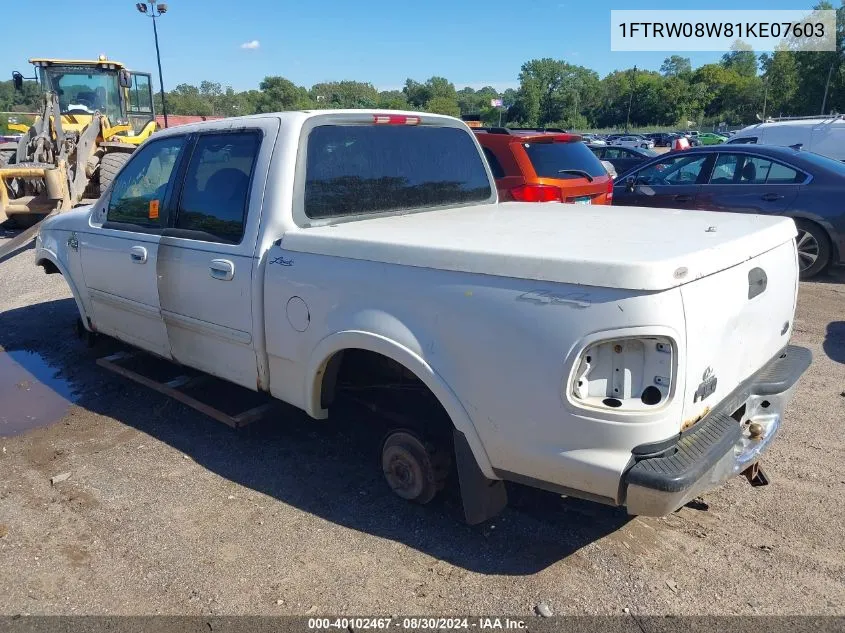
left=263, top=246, right=688, bottom=502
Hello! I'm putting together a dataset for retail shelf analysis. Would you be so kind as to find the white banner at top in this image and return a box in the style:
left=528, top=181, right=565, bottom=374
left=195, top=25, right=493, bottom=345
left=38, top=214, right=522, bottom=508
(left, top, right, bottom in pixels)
left=610, top=9, right=837, bottom=52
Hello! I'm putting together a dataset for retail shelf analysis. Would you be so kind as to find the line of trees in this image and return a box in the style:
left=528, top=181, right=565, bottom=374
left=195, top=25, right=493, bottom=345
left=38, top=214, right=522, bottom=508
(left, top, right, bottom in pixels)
left=2, top=1, right=842, bottom=132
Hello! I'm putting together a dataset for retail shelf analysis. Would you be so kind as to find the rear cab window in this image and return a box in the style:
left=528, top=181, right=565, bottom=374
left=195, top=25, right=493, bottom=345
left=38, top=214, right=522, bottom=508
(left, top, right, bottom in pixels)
left=521, top=140, right=608, bottom=180
left=302, top=123, right=492, bottom=220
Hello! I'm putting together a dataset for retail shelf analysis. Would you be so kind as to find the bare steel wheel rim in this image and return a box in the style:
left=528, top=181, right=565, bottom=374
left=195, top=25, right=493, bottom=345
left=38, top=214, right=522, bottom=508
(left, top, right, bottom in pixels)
left=383, top=445, right=425, bottom=500
left=796, top=229, right=819, bottom=271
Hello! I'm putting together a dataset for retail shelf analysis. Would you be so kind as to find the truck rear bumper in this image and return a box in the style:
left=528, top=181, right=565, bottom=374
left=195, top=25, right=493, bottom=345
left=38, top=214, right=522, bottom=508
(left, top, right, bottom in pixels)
left=623, top=345, right=812, bottom=516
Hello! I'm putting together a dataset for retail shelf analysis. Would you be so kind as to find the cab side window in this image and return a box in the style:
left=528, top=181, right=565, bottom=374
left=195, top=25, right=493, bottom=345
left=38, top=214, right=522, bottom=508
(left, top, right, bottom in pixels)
left=173, top=132, right=261, bottom=244
left=106, top=136, right=185, bottom=230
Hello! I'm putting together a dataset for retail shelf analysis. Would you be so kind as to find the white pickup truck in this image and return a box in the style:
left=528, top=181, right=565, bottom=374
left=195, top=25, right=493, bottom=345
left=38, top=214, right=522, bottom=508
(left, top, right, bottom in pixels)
left=33, top=110, right=811, bottom=524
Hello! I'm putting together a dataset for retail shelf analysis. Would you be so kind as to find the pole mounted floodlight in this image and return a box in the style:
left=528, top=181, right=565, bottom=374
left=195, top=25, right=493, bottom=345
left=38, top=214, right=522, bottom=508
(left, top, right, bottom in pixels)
left=135, top=1, right=169, bottom=128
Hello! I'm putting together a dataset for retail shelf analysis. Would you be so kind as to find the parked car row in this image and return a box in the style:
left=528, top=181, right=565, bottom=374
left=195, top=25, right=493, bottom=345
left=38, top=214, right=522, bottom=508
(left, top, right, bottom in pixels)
left=575, top=131, right=725, bottom=148
left=612, top=144, right=844, bottom=279
left=471, top=127, right=842, bottom=280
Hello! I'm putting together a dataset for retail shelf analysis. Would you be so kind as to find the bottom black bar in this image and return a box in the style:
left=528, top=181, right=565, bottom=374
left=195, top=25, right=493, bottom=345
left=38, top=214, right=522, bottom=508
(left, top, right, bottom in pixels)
left=0, top=616, right=843, bottom=633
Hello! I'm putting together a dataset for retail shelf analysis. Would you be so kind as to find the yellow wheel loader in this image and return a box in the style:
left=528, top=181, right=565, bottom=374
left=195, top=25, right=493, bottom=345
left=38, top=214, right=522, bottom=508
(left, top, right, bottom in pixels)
left=0, top=56, right=158, bottom=237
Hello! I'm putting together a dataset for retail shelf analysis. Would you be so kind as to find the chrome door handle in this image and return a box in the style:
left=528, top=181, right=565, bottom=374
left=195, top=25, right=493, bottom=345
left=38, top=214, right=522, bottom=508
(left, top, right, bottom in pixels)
left=129, top=246, right=148, bottom=264
left=209, top=259, right=234, bottom=281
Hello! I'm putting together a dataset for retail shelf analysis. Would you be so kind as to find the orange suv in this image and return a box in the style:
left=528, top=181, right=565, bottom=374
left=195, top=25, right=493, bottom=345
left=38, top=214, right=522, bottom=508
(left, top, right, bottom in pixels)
left=474, top=128, right=613, bottom=204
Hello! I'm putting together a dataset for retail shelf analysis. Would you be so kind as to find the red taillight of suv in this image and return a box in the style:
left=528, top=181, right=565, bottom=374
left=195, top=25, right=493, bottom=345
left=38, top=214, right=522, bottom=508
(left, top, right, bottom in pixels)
left=606, top=177, right=614, bottom=203
left=510, top=184, right=561, bottom=202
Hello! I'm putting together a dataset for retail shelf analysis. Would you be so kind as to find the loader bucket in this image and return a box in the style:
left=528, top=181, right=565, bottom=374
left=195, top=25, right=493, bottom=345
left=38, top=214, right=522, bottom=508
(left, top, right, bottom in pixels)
left=0, top=161, right=71, bottom=224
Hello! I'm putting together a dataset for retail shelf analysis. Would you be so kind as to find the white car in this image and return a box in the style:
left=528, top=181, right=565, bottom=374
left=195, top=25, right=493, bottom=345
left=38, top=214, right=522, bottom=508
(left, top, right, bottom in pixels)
left=34, top=110, right=811, bottom=524
left=580, top=133, right=606, bottom=146
left=728, top=116, right=845, bottom=161
left=612, top=135, right=655, bottom=150
left=600, top=159, right=617, bottom=179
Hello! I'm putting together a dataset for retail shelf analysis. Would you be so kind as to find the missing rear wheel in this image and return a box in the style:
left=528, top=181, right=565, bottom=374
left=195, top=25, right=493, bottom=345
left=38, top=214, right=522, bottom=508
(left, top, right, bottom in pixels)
left=381, top=430, right=449, bottom=504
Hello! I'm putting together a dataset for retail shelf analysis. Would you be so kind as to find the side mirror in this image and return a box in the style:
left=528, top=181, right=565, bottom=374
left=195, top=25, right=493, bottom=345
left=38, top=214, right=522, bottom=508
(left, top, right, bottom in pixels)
left=12, top=71, right=23, bottom=91
left=626, top=176, right=636, bottom=192
left=119, top=69, right=132, bottom=88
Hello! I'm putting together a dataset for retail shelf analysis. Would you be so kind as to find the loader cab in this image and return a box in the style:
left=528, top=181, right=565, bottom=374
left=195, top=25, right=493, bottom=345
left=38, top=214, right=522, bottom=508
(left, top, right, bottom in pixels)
left=29, top=57, right=155, bottom=141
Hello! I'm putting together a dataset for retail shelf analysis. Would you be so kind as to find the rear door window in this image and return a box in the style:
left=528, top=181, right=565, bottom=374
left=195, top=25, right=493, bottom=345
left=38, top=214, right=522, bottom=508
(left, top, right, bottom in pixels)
left=738, top=156, right=773, bottom=184
left=766, top=160, right=802, bottom=183
left=171, top=131, right=260, bottom=244
left=709, top=154, right=741, bottom=183
left=522, top=140, right=607, bottom=179
left=304, top=125, right=491, bottom=219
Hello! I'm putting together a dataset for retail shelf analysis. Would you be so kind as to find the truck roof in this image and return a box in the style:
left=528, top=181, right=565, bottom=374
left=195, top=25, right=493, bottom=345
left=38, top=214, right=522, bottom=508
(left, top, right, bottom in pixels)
left=739, top=116, right=844, bottom=131
left=149, top=110, right=468, bottom=138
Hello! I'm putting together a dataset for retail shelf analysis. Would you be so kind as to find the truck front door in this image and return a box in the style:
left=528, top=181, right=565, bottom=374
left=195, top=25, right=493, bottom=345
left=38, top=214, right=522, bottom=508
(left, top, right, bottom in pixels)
left=157, top=126, right=271, bottom=389
left=80, top=135, right=187, bottom=357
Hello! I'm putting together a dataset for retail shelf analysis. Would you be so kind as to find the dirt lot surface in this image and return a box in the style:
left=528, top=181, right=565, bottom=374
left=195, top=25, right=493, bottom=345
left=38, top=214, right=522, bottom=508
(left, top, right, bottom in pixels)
left=1, top=225, right=844, bottom=617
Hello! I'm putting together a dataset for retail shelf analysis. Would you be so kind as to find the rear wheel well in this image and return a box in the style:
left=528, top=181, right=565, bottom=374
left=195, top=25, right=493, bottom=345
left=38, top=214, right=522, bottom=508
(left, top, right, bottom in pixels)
left=319, top=348, right=455, bottom=441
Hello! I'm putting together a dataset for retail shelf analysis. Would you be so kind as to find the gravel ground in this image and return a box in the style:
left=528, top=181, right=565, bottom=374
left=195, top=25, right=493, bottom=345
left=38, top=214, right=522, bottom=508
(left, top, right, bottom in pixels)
left=0, top=226, right=843, bottom=617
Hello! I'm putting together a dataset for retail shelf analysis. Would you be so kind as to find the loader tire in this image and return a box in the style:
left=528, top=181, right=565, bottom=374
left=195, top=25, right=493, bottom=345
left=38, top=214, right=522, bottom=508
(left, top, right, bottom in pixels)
left=98, top=152, right=131, bottom=196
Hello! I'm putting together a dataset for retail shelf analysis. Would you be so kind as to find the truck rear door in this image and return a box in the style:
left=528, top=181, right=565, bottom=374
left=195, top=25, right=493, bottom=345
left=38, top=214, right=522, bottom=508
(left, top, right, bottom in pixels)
left=156, top=118, right=279, bottom=389
left=695, top=152, right=799, bottom=214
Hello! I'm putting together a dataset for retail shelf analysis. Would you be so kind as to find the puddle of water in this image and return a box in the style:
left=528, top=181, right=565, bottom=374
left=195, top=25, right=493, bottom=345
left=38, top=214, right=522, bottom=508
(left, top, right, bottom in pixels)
left=0, top=350, right=77, bottom=437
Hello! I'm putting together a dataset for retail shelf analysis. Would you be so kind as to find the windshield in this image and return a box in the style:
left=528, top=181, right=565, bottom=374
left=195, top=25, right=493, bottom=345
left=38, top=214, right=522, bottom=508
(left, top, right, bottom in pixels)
left=40, top=66, right=122, bottom=123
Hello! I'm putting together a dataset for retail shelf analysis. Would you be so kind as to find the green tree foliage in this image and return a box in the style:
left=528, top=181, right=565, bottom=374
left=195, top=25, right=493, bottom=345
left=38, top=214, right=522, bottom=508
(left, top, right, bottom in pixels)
left=377, top=90, right=410, bottom=110
left=164, top=83, right=214, bottom=116
left=401, top=76, right=460, bottom=115
left=310, top=81, right=379, bottom=109
left=254, top=76, right=313, bottom=112
left=721, top=42, right=759, bottom=77
left=660, top=56, right=692, bottom=77
left=760, top=49, right=799, bottom=117
left=426, top=96, right=461, bottom=117
left=0, top=79, right=42, bottom=113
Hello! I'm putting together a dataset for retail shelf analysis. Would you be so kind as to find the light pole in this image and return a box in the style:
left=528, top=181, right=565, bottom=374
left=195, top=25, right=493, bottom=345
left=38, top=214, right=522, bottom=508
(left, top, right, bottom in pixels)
left=821, top=59, right=835, bottom=115
left=136, top=2, right=169, bottom=128
left=625, top=65, right=637, bottom=133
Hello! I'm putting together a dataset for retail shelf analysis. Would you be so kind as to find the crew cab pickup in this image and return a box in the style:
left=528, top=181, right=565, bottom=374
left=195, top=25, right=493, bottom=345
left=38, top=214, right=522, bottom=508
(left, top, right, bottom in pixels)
left=34, top=110, right=811, bottom=523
